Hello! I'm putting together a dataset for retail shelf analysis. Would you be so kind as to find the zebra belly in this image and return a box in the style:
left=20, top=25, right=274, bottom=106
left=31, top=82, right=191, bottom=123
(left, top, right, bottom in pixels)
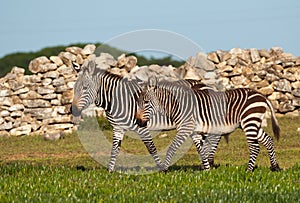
left=194, top=122, right=239, bottom=135
left=147, top=115, right=176, bottom=131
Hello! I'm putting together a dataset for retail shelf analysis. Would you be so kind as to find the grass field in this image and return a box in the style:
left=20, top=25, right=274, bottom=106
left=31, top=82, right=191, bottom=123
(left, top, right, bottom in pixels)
left=0, top=116, right=299, bottom=202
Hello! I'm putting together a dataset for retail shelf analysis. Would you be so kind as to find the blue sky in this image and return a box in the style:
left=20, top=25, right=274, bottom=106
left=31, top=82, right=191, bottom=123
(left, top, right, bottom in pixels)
left=0, top=0, right=299, bottom=58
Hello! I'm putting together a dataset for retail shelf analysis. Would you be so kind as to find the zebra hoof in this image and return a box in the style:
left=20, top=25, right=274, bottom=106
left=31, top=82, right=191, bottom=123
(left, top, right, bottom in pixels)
left=270, top=164, right=281, bottom=172
left=107, top=168, right=114, bottom=173
left=159, top=167, right=168, bottom=173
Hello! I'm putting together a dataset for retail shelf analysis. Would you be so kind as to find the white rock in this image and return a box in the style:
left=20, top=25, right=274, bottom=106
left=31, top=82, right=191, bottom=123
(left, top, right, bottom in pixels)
left=8, top=104, right=25, bottom=112
left=50, top=56, right=63, bottom=66
left=10, top=125, right=32, bottom=136
left=81, top=44, right=96, bottom=55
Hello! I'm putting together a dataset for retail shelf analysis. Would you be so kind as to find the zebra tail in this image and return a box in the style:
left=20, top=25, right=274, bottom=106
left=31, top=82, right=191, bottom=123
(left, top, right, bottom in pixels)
left=267, top=99, right=280, bottom=141
left=224, top=134, right=229, bottom=144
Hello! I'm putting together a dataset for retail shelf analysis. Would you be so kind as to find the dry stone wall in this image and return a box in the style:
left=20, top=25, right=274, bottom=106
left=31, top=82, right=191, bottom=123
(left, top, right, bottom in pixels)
left=0, top=44, right=299, bottom=136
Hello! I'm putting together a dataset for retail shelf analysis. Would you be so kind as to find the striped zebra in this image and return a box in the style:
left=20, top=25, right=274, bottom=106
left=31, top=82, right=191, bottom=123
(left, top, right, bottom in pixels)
left=71, top=59, right=206, bottom=172
left=135, top=77, right=281, bottom=172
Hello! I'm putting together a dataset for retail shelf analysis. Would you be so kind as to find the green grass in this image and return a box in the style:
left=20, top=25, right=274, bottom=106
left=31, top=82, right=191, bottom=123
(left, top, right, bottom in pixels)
left=0, top=116, right=300, bottom=202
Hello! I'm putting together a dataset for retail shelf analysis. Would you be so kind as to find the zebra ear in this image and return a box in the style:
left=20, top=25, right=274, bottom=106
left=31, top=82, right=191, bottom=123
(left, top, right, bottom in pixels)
left=148, top=76, right=158, bottom=88
left=86, top=60, right=96, bottom=75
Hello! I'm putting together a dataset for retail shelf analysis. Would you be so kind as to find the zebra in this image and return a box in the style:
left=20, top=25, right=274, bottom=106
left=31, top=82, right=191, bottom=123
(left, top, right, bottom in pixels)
left=135, top=77, right=281, bottom=172
left=70, top=59, right=208, bottom=172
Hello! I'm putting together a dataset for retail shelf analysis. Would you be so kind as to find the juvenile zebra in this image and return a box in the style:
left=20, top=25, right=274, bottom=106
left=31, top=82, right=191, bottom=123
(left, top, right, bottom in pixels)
left=135, top=77, right=281, bottom=172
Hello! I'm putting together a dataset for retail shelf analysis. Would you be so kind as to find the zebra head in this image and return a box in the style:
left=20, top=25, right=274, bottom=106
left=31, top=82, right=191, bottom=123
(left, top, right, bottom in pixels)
left=135, top=77, right=165, bottom=127
left=71, top=60, right=99, bottom=120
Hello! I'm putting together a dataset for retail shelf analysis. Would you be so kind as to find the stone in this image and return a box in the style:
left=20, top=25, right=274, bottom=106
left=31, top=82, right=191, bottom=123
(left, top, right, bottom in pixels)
left=204, top=71, right=217, bottom=80
left=182, top=67, right=201, bottom=80
left=296, top=56, right=300, bottom=65
left=229, top=48, right=243, bottom=55
left=45, top=115, right=72, bottom=124
left=11, top=66, right=25, bottom=76
left=270, top=47, right=283, bottom=56
left=0, top=110, right=10, bottom=117
left=8, top=104, right=24, bottom=112
left=10, top=125, right=31, bottom=136
left=23, top=75, right=42, bottom=84
left=52, top=77, right=66, bottom=86
left=44, top=131, right=64, bottom=141
left=251, top=75, right=262, bottom=82
left=65, top=46, right=82, bottom=55
left=53, top=106, right=68, bottom=115
left=95, top=53, right=117, bottom=67
left=241, top=66, right=254, bottom=77
left=42, top=93, right=57, bottom=100
left=218, top=65, right=233, bottom=73
left=222, top=52, right=232, bottom=62
left=207, top=52, right=219, bottom=63
left=231, top=75, right=250, bottom=86
left=13, top=87, right=29, bottom=95
left=279, top=101, right=295, bottom=113
left=19, top=90, right=42, bottom=100
left=57, top=64, right=72, bottom=75
left=292, top=89, right=300, bottom=97
left=51, top=99, right=61, bottom=106
left=30, top=63, right=57, bottom=74
left=59, top=52, right=76, bottom=65
left=0, top=97, right=13, bottom=106
left=259, top=86, right=274, bottom=95
left=24, top=108, right=53, bottom=120
left=42, top=78, right=52, bottom=86
left=291, top=81, right=300, bottom=89
left=292, top=98, right=300, bottom=107
left=265, top=73, right=280, bottom=82
left=55, top=85, right=71, bottom=93
left=29, top=56, right=50, bottom=73
left=194, top=52, right=216, bottom=71
left=11, top=111, right=23, bottom=118
left=259, top=49, right=271, bottom=58
left=0, top=131, right=10, bottom=137
left=44, top=71, right=59, bottom=79
left=23, top=99, right=51, bottom=108
left=37, top=86, right=55, bottom=95
left=0, top=89, right=12, bottom=97
left=76, top=54, right=84, bottom=65
left=81, top=44, right=96, bottom=56
left=48, top=123, right=74, bottom=130
left=268, top=92, right=288, bottom=102
left=0, top=122, right=13, bottom=130
left=125, top=56, right=138, bottom=72
left=67, top=81, right=75, bottom=89
left=61, top=91, right=73, bottom=105
left=50, top=56, right=63, bottom=66
left=250, top=48, right=261, bottom=63
left=274, top=79, right=292, bottom=92
left=117, top=54, right=126, bottom=67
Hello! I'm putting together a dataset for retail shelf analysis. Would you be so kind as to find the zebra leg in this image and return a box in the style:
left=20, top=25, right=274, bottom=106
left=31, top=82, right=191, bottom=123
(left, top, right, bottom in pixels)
left=107, top=128, right=124, bottom=172
left=190, top=133, right=210, bottom=170
left=205, top=134, right=222, bottom=167
left=257, top=128, right=281, bottom=171
left=244, top=130, right=261, bottom=172
left=138, top=128, right=164, bottom=171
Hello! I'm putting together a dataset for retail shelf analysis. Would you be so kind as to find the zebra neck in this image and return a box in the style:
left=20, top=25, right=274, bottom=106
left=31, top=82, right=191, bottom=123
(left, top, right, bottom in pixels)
left=94, top=71, right=121, bottom=112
